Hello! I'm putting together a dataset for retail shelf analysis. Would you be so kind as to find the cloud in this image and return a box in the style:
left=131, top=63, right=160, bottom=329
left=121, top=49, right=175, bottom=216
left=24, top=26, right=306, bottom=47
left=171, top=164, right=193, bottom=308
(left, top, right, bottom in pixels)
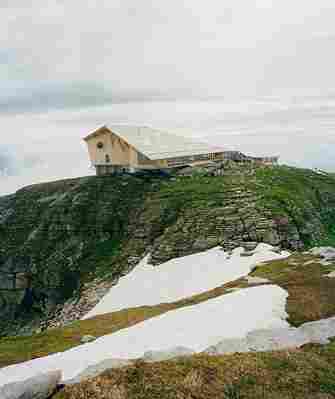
left=0, top=150, right=16, bottom=176
left=0, top=1, right=335, bottom=194
left=1, top=1, right=335, bottom=113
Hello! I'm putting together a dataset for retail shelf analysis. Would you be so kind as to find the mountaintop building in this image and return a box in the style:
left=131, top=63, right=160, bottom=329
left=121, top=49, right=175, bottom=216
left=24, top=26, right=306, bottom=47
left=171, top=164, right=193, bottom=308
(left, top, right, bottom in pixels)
left=83, top=125, right=225, bottom=175
left=83, top=125, right=279, bottom=176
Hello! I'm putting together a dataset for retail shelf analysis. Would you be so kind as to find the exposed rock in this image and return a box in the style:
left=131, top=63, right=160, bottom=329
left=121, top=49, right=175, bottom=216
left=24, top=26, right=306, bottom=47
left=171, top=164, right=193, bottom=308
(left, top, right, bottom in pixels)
left=192, top=238, right=220, bottom=251
left=0, top=370, right=61, bottom=399
left=310, top=247, right=335, bottom=261
left=299, top=317, right=335, bottom=345
left=246, top=327, right=309, bottom=351
left=240, top=251, right=255, bottom=257
left=142, top=346, right=195, bottom=363
left=262, top=230, right=281, bottom=246
left=326, top=271, right=335, bottom=278
left=241, top=242, right=258, bottom=251
left=204, top=316, right=335, bottom=355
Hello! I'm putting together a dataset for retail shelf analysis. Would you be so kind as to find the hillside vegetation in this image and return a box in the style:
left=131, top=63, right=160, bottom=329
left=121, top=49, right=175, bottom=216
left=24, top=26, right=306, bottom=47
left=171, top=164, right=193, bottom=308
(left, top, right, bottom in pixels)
left=0, top=165, right=335, bottom=336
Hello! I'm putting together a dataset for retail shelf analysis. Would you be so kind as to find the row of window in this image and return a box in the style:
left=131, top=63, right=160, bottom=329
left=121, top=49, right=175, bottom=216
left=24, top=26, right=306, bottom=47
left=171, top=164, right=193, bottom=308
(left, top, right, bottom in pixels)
left=167, top=152, right=222, bottom=166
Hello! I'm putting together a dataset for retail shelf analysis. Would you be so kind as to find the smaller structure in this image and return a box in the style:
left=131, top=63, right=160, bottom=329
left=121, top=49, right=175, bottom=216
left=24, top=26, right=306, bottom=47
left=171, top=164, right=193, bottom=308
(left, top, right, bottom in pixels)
left=223, top=151, right=279, bottom=166
left=84, top=125, right=225, bottom=175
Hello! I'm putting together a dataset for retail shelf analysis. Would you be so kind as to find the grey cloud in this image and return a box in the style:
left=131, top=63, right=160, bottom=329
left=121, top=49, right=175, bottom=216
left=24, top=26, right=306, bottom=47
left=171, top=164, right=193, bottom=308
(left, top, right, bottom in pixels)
left=0, top=82, right=200, bottom=115
left=1, top=1, right=335, bottom=113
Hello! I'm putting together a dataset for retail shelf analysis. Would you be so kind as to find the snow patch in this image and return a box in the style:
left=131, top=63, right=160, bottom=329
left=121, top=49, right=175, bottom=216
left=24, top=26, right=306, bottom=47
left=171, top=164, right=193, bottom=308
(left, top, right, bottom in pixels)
left=83, top=243, right=290, bottom=320
left=0, top=285, right=289, bottom=386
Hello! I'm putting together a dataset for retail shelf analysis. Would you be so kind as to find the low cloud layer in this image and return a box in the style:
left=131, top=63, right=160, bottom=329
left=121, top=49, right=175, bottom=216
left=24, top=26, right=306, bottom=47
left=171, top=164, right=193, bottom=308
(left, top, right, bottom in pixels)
left=1, top=94, right=334, bottom=196
left=1, top=1, right=335, bottom=113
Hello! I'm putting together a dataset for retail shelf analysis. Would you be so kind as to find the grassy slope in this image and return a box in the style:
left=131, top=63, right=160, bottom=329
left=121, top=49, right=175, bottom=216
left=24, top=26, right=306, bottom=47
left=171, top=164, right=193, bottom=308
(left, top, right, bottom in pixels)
left=252, top=253, right=335, bottom=326
left=55, top=341, right=335, bottom=399
left=1, top=253, right=335, bottom=370
left=250, top=166, right=335, bottom=246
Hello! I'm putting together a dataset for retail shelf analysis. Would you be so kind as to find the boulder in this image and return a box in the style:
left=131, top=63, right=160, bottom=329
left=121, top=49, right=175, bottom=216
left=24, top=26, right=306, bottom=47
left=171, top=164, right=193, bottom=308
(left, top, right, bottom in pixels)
left=0, top=370, right=61, bottom=399
left=204, top=328, right=309, bottom=355
left=205, top=317, right=335, bottom=356
left=310, top=247, right=335, bottom=261
left=142, top=346, right=194, bottom=362
left=245, top=328, right=309, bottom=351
left=298, top=317, right=335, bottom=345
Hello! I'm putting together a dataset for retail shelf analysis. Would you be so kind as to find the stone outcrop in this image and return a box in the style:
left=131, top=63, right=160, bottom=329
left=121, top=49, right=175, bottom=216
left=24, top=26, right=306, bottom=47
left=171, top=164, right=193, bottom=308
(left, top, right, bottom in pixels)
left=205, top=316, right=335, bottom=355
left=0, top=370, right=61, bottom=399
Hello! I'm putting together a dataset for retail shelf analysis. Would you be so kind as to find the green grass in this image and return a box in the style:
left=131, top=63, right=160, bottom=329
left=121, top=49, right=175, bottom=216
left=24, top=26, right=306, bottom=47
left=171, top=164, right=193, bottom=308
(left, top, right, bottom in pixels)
left=252, top=253, right=335, bottom=326
left=249, top=166, right=335, bottom=247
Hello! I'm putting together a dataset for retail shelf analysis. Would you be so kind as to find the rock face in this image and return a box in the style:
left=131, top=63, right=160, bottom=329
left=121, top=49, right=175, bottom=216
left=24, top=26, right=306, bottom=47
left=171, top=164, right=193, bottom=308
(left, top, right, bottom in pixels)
left=0, top=370, right=61, bottom=399
left=1, top=166, right=335, bottom=336
left=0, top=176, right=153, bottom=336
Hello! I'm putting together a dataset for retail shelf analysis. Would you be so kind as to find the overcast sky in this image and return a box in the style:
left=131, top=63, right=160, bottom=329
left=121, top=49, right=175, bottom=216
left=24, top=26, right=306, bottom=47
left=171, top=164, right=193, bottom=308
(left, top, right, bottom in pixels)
left=2, top=0, right=335, bottom=111
left=1, top=1, right=335, bottom=194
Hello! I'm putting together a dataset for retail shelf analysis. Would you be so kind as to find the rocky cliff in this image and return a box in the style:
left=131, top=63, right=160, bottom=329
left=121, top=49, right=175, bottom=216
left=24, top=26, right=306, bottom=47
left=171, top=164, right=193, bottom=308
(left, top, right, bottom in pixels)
left=1, top=165, right=335, bottom=336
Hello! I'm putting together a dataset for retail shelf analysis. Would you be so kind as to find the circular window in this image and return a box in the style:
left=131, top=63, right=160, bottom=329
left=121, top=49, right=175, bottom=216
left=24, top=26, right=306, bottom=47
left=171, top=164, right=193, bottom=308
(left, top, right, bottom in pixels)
left=97, top=141, right=104, bottom=149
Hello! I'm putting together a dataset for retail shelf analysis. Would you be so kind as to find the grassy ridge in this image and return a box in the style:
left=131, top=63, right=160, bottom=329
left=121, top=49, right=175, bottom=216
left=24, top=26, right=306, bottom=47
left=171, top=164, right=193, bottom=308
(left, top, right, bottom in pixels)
left=251, top=166, right=335, bottom=246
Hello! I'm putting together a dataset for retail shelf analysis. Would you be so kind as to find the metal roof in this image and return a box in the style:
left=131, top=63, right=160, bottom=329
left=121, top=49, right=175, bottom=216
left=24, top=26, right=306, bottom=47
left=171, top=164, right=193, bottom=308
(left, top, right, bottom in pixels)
left=85, top=125, right=224, bottom=160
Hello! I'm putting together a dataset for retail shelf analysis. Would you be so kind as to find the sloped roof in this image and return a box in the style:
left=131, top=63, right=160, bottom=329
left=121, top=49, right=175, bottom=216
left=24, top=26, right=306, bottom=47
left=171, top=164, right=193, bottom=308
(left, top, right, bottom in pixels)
left=84, top=125, right=224, bottom=160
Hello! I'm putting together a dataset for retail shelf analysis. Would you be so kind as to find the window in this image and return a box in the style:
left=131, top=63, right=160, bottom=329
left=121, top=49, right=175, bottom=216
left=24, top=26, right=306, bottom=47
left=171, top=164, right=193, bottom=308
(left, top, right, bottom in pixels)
left=105, top=154, right=111, bottom=163
left=97, top=141, right=104, bottom=149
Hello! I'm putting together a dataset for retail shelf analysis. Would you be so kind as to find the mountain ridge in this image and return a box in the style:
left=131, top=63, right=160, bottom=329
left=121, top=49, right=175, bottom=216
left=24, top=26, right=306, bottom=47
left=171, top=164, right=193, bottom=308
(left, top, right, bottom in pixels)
left=0, top=164, right=335, bottom=336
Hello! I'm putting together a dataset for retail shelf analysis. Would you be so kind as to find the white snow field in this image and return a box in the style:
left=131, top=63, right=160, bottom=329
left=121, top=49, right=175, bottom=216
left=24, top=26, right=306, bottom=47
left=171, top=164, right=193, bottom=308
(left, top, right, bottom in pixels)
left=0, top=284, right=289, bottom=387
left=83, top=243, right=290, bottom=320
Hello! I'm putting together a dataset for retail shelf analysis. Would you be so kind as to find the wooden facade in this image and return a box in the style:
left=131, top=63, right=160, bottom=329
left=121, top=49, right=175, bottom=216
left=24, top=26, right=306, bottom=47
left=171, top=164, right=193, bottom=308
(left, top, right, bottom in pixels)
left=84, top=126, right=225, bottom=175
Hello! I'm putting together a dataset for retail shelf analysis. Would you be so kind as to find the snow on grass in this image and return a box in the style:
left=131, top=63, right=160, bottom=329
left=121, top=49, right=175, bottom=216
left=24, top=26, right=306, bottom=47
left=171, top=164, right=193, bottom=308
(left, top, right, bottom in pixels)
left=0, top=284, right=289, bottom=386
left=83, top=243, right=290, bottom=320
